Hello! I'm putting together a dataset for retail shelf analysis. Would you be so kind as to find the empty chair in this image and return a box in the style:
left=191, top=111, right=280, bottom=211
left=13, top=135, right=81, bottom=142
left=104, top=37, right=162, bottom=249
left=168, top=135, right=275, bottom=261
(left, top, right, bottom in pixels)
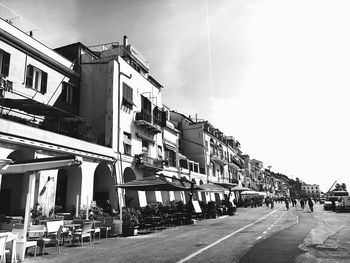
left=92, top=221, right=101, bottom=241
left=0, top=235, right=7, bottom=263
left=72, top=221, right=93, bottom=246
left=99, top=217, right=113, bottom=238
left=12, top=224, right=38, bottom=258
left=37, top=225, right=64, bottom=255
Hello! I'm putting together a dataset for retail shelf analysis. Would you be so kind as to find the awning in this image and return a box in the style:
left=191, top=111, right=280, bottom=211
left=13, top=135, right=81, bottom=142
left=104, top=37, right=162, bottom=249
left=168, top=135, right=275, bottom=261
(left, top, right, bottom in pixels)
left=164, top=142, right=176, bottom=152
left=198, top=182, right=229, bottom=193
left=0, top=155, right=82, bottom=174
left=178, top=153, right=187, bottom=160
left=0, top=98, right=85, bottom=121
left=0, top=159, right=12, bottom=169
left=136, top=132, right=155, bottom=143
left=213, top=182, right=238, bottom=190
left=115, top=176, right=191, bottom=191
left=241, top=190, right=260, bottom=195
left=232, top=186, right=251, bottom=192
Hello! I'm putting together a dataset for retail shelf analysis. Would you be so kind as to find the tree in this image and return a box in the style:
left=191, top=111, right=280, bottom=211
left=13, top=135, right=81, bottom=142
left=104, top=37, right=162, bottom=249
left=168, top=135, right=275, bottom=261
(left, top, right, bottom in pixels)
left=334, top=183, right=346, bottom=191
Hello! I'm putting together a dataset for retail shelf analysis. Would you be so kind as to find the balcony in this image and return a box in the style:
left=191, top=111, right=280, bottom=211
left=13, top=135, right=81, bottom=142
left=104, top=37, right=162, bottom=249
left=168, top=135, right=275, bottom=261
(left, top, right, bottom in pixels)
left=210, top=152, right=227, bottom=164
left=134, top=109, right=161, bottom=134
left=134, top=154, right=164, bottom=171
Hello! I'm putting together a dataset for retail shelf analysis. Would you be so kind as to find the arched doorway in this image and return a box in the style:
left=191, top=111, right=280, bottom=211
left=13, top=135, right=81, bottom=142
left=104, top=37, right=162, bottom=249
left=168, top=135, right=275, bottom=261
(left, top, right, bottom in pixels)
left=123, top=167, right=139, bottom=208
left=192, top=178, right=200, bottom=201
left=0, top=149, right=35, bottom=215
left=172, top=176, right=182, bottom=202
left=159, top=174, right=170, bottom=204
left=55, top=166, right=82, bottom=213
left=93, top=162, right=115, bottom=214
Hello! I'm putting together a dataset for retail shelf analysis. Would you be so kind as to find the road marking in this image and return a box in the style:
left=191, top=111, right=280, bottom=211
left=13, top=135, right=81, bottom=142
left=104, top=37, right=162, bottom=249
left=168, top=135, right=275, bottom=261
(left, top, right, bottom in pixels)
left=263, top=231, right=267, bottom=234
left=267, top=227, right=271, bottom=230
left=257, top=236, right=262, bottom=240
left=296, top=216, right=299, bottom=223
left=270, top=224, right=274, bottom=227
left=176, top=208, right=281, bottom=263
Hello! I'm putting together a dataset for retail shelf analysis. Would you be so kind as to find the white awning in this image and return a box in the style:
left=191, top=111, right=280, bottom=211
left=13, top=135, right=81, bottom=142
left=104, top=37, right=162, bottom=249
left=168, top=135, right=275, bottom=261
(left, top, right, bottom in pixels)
left=0, top=155, right=82, bottom=174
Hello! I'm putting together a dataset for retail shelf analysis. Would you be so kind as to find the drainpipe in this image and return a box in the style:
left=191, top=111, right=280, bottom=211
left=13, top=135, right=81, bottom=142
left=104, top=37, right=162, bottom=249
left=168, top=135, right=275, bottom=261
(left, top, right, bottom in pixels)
left=116, top=57, right=132, bottom=235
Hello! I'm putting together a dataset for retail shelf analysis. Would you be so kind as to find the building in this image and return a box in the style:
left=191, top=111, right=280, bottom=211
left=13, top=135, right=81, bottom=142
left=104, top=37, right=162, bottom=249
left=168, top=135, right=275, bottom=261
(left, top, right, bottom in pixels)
left=301, top=183, right=320, bottom=199
left=0, top=17, right=116, bottom=245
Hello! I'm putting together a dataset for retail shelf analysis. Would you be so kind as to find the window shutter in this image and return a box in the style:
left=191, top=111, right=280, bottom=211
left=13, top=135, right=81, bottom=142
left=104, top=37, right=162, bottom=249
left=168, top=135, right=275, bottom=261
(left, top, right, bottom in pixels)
left=73, top=86, right=78, bottom=105
left=61, top=82, right=67, bottom=100
left=1, top=51, right=10, bottom=77
left=25, top=65, right=34, bottom=88
left=41, top=71, right=48, bottom=94
left=161, top=110, right=167, bottom=127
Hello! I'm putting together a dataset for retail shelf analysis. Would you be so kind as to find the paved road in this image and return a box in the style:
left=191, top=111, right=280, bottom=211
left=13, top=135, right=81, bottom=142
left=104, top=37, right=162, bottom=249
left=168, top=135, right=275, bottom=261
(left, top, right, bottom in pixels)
left=24, top=202, right=350, bottom=263
left=239, top=204, right=316, bottom=263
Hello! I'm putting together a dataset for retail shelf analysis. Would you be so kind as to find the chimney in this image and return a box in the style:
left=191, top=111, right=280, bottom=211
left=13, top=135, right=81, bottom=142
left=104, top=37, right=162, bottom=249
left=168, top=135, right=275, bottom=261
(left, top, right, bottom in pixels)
left=123, top=35, right=128, bottom=47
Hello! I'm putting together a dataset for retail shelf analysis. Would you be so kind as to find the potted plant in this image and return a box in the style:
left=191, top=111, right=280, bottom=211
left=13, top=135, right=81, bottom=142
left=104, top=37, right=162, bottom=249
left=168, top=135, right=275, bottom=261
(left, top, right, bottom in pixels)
left=122, top=207, right=140, bottom=236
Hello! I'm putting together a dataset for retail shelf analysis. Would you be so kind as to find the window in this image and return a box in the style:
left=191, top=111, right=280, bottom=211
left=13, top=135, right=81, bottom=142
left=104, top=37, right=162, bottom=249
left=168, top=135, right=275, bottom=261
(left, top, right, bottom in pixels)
left=142, top=140, right=149, bottom=155
left=165, top=148, right=176, bottom=167
left=0, top=49, right=10, bottom=77
left=62, top=82, right=75, bottom=104
left=25, top=65, right=47, bottom=94
left=141, top=95, right=152, bottom=113
left=123, top=132, right=132, bottom=155
left=157, top=146, right=162, bottom=159
left=122, top=83, right=134, bottom=109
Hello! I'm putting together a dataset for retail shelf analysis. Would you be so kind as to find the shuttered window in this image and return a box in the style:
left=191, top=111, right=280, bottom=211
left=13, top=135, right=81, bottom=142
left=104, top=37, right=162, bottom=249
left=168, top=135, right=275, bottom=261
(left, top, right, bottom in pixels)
left=122, top=83, right=134, bottom=109
left=0, top=49, right=11, bottom=77
left=25, top=64, right=48, bottom=94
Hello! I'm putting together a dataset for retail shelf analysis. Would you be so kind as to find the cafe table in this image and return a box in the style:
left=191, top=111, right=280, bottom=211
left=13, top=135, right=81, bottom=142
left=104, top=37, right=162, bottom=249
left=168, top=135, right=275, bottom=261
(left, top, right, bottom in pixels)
left=0, top=232, right=17, bottom=263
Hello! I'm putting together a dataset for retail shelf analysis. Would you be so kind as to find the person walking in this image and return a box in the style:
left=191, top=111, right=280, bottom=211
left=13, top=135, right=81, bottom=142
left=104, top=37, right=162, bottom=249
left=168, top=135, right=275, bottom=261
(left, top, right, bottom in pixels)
left=270, top=198, right=274, bottom=209
left=265, top=197, right=270, bottom=208
left=308, top=198, right=314, bottom=212
left=300, top=199, right=305, bottom=210
left=285, top=198, right=290, bottom=210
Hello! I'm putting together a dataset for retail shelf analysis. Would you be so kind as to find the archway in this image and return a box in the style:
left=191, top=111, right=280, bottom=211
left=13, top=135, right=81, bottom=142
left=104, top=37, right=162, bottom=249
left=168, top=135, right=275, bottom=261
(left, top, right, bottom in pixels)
left=192, top=178, right=200, bottom=201
left=159, top=174, right=170, bottom=204
left=123, top=167, right=139, bottom=208
left=55, top=166, right=82, bottom=213
left=93, top=162, right=116, bottom=214
left=172, top=176, right=182, bottom=202
left=0, top=149, right=35, bottom=215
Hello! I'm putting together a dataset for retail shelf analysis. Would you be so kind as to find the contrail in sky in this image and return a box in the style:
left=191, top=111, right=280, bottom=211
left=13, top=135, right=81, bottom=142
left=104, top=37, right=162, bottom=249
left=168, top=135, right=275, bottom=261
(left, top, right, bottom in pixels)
left=205, top=0, right=214, bottom=97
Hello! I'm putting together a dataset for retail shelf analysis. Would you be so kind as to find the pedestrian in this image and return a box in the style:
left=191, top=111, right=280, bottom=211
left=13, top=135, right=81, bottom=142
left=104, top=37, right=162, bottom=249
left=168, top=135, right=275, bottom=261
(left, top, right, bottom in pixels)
left=285, top=198, right=289, bottom=210
left=270, top=198, right=274, bottom=209
left=300, top=199, right=305, bottom=210
left=265, top=197, right=269, bottom=208
left=308, top=198, right=314, bottom=212
left=291, top=199, right=295, bottom=207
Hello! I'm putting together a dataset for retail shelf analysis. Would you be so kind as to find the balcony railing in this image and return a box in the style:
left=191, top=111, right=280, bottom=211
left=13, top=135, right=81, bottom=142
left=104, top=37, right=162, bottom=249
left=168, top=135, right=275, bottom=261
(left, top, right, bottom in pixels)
left=134, top=154, right=164, bottom=171
left=134, top=109, right=161, bottom=134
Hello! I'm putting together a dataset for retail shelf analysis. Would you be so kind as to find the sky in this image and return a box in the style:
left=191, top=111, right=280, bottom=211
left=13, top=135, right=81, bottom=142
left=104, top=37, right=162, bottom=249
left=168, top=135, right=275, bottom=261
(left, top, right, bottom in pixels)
left=1, top=0, right=350, bottom=192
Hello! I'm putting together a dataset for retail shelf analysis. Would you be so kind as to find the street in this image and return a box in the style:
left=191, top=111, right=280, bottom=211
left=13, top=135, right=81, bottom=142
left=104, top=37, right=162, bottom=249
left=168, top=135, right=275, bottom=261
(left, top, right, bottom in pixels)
left=25, top=202, right=350, bottom=263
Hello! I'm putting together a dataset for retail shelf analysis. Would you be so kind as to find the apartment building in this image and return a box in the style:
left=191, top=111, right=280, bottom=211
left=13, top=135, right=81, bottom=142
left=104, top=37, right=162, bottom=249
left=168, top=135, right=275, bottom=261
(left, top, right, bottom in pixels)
left=301, top=183, right=320, bottom=199
left=0, top=18, right=116, bottom=220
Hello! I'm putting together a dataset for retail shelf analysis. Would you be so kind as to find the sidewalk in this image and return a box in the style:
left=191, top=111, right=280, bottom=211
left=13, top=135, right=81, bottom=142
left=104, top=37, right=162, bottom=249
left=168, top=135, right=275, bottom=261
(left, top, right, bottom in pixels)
left=296, top=203, right=350, bottom=262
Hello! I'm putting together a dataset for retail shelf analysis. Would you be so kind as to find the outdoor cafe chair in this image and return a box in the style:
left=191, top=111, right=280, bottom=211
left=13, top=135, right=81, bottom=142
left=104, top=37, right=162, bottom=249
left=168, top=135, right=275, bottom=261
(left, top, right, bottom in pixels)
left=0, top=235, right=7, bottom=263
left=72, top=221, right=93, bottom=246
left=12, top=224, right=38, bottom=258
left=92, top=221, right=101, bottom=241
left=98, top=217, right=113, bottom=238
left=37, top=225, right=64, bottom=255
